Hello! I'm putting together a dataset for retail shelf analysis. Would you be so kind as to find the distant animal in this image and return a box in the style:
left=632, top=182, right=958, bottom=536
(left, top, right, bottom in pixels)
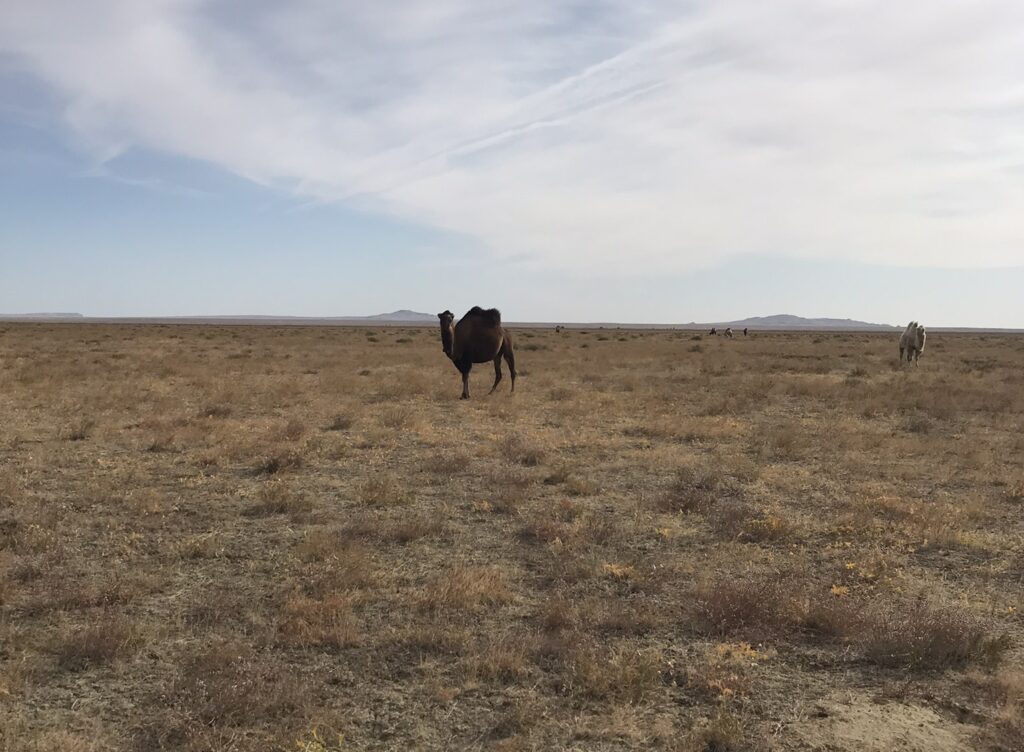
left=724, top=327, right=734, bottom=338
left=437, top=307, right=516, bottom=399
left=709, top=327, right=718, bottom=336
left=899, top=321, right=927, bottom=364
left=555, top=325, right=564, bottom=333
left=743, top=327, right=748, bottom=336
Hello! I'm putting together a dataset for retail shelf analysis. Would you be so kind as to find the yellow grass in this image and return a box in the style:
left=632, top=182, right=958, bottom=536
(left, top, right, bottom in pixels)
left=1, top=322, right=1022, bottom=750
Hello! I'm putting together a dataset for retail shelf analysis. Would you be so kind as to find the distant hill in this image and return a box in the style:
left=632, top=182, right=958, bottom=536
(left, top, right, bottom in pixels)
left=694, top=314, right=897, bottom=331
left=0, top=312, right=84, bottom=319
left=357, top=310, right=436, bottom=323
left=173, top=310, right=438, bottom=323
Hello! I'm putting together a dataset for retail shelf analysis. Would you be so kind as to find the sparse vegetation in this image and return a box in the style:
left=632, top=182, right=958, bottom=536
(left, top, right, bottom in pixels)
left=2, top=323, right=1022, bottom=750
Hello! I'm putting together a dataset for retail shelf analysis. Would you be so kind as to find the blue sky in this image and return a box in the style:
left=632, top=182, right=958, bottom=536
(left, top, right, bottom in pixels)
left=1, top=1, right=1022, bottom=326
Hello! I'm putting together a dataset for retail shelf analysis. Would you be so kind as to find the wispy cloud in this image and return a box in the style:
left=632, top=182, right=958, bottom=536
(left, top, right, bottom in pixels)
left=2, top=0, right=1023, bottom=272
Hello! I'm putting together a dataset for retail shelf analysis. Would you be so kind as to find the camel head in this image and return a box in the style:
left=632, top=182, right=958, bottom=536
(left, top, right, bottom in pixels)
left=437, top=310, right=455, bottom=358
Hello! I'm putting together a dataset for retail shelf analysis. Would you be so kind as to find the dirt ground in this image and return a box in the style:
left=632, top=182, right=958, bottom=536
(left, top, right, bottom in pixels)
left=1, top=322, right=1022, bottom=751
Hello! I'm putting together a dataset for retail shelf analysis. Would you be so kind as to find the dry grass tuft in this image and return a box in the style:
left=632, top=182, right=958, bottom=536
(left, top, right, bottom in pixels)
left=463, top=634, right=533, bottom=684
left=357, top=474, right=410, bottom=506
left=381, top=405, right=416, bottom=429
left=1006, top=476, right=1024, bottom=504
left=419, top=566, right=513, bottom=613
left=564, top=645, right=662, bottom=703
left=276, top=592, right=361, bottom=649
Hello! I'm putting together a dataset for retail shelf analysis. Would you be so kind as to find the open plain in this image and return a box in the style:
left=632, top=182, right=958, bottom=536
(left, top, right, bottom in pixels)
left=1, top=323, right=1022, bottom=751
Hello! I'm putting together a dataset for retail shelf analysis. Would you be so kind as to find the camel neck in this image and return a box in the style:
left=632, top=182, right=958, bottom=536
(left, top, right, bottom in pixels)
left=440, top=323, right=454, bottom=358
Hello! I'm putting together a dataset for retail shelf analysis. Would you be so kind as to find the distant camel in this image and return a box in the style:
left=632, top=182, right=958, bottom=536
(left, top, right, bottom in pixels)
left=709, top=327, right=718, bottom=336
left=743, top=327, right=748, bottom=336
left=724, top=327, right=734, bottom=338
left=899, top=321, right=927, bottom=365
left=555, top=325, right=564, bottom=333
left=437, top=307, right=516, bottom=399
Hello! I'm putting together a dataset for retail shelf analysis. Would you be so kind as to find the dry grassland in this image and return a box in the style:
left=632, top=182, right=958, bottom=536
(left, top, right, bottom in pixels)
left=1, top=322, right=1023, bottom=751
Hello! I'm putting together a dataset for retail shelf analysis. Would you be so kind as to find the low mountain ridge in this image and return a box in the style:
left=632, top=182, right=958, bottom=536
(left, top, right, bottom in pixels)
left=696, top=314, right=896, bottom=330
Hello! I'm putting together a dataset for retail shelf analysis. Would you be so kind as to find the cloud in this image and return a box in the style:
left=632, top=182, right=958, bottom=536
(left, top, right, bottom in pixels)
left=2, top=0, right=1023, bottom=272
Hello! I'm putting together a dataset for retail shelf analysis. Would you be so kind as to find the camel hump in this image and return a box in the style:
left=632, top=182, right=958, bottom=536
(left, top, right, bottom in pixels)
left=465, top=306, right=502, bottom=326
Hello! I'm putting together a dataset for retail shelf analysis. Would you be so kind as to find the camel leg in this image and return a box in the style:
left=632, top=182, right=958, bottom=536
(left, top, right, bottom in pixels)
left=899, top=346, right=905, bottom=363
left=488, top=354, right=503, bottom=394
left=503, top=342, right=516, bottom=393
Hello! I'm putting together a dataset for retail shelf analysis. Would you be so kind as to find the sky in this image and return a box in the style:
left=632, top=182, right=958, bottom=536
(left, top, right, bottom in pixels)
left=1, top=0, right=1022, bottom=326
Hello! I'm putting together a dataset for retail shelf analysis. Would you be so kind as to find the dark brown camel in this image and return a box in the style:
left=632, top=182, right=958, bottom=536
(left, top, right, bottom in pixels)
left=437, top=307, right=516, bottom=399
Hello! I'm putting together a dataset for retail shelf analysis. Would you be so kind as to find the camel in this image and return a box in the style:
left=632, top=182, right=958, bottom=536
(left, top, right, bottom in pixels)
left=437, top=307, right=516, bottom=399
left=743, top=327, right=748, bottom=337
left=724, top=327, right=734, bottom=338
left=899, top=321, right=927, bottom=365
left=709, top=327, right=718, bottom=336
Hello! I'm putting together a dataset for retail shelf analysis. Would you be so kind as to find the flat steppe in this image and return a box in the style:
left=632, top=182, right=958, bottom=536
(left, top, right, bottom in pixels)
left=1, top=323, right=1022, bottom=751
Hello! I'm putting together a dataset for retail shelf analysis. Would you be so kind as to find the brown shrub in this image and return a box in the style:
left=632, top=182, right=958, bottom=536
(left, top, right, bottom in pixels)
left=254, top=449, right=303, bottom=475
left=690, top=576, right=798, bottom=638
left=537, top=595, right=577, bottom=633
left=751, top=419, right=808, bottom=460
left=425, top=450, right=471, bottom=476
left=518, top=515, right=570, bottom=545
left=987, top=670, right=1024, bottom=743
left=657, top=464, right=734, bottom=514
left=243, top=481, right=313, bottom=518
left=500, top=435, right=546, bottom=467
left=857, top=597, right=1010, bottom=670
left=298, top=544, right=375, bottom=597
left=50, top=615, right=139, bottom=671
left=146, top=642, right=309, bottom=733
left=583, top=599, right=658, bottom=636
left=712, top=502, right=793, bottom=543
left=682, top=709, right=747, bottom=752
left=565, top=475, right=597, bottom=496
left=59, top=417, right=95, bottom=442
left=692, top=575, right=1009, bottom=670
left=399, top=625, right=470, bottom=658
left=324, top=413, right=355, bottom=431
left=198, top=403, right=232, bottom=419
left=0, top=729, right=109, bottom=752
